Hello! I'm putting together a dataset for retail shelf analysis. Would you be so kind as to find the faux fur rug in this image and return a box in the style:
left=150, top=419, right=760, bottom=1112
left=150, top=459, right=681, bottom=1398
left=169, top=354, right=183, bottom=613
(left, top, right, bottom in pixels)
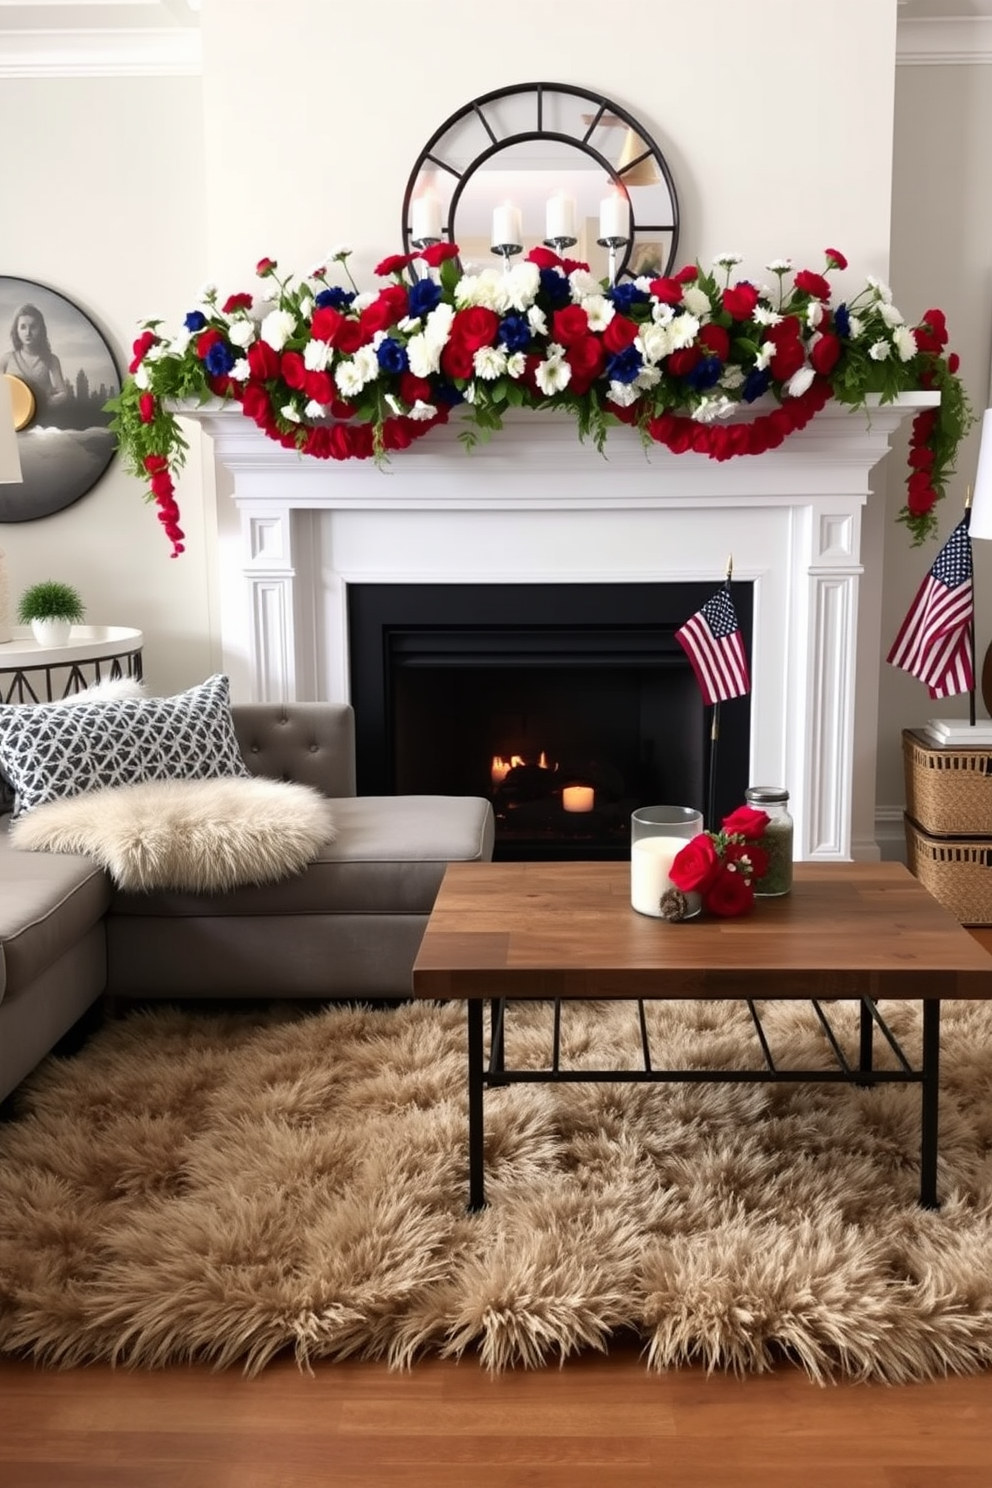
left=8, top=776, right=337, bottom=892
left=2, top=997, right=992, bottom=1382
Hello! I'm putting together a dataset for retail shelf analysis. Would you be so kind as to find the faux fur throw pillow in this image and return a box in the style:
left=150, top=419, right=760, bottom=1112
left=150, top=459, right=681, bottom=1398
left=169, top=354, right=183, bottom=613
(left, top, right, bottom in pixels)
left=9, top=776, right=337, bottom=894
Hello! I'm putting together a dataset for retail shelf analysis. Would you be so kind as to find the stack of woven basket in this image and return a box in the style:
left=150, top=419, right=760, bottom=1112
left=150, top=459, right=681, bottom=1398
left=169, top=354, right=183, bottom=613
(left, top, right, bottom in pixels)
left=903, top=728, right=992, bottom=925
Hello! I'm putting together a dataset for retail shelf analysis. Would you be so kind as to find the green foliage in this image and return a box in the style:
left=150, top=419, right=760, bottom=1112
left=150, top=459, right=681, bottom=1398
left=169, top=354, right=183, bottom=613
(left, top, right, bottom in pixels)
left=16, top=580, right=85, bottom=624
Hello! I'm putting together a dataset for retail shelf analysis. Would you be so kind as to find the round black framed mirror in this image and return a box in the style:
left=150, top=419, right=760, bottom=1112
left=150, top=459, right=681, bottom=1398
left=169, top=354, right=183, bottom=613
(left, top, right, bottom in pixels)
left=401, top=82, right=680, bottom=283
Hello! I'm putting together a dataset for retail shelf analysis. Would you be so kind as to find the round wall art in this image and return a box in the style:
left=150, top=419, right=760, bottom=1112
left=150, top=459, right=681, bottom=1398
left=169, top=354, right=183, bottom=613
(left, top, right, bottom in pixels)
left=0, top=277, right=121, bottom=523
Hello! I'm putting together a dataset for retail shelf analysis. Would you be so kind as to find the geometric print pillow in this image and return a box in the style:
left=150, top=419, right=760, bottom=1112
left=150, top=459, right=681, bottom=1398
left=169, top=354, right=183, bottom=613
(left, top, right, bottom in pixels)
left=0, top=673, right=249, bottom=820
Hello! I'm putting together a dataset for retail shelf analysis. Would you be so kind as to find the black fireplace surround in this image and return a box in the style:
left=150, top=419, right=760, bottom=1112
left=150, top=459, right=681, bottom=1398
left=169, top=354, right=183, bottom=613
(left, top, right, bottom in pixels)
left=348, top=582, right=752, bottom=861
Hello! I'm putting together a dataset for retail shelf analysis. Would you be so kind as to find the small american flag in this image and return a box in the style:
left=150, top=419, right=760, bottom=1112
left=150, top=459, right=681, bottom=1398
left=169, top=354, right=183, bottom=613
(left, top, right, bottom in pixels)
left=676, top=586, right=750, bottom=705
left=887, top=518, right=974, bottom=700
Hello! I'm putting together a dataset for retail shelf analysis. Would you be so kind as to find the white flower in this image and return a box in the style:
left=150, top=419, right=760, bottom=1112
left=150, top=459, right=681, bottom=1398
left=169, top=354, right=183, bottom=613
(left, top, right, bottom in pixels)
left=304, top=399, right=328, bottom=418
left=397, top=315, right=421, bottom=334
left=637, top=323, right=671, bottom=364
left=303, top=338, right=331, bottom=371
left=634, top=364, right=661, bottom=391
left=474, top=346, right=508, bottom=380
left=894, top=325, right=918, bottom=362
left=227, top=319, right=257, bottom=349
left=651, top=301, right=676, bottom=326
left=713, top=252, right=743, bottom=269
left=132, top=363, right=151, bottom=389
left=682, top=284, right=712, bottom=318
left=581, top=294, right=615, bottom=333
left=307, top=261, right=328, bottom=280
left=848, top=314, right=864, bottom=338
left=879, top=301, right=904, bottom=328
left=260, top=309, right=297, bottom=351
left=280, top=403, right=301, bottom=423
left=866, top=274, right=893, bottom=303
left=196, top=282, right=217, bottom=304
left=385, top=394, right=403, bottom=416
left=752, top=306, right=783, bottom=327
left=806, top=301, right=824, bottom=328
left=352, top=345, right=380, bottom=385
left=424, top=301, right=454, bottom=347
left=766, top=257, right=792, bottom=273
left=668, top=313, right=701, bottom=350
left=455, top=269, right=504, bottom=312
left=755, top=339, right=776, bottom=371
left=691, top=395, right=736, bottom=423
left=462, top=382, right=477, bottom=404
left=534, top=351, right=572, bottom=395
left=230, top=358, right=250, bottom=383
left=527, top=305, right=548, bottom=337
left=166, top=329, right=192, bottom=356
left=785, top=366, right=816, bottom=398
left=868, top=340, right=891, bottom=361
left=408, top=399, right=437, bottom=421
left=504, top=261, right=541, bottom=312
left=328, top=244, right=352, bottom=260
left=720, top=365, right=745, bottom=389
left=505, top=351, right=526, bottom=379
left=334, top=361, right=366, bottom=397
left=351, top=292, right=376, bottom=312
left=406, top=332, right=440, bottom=379
left=607, top=381, right=640, bottom=407
left=568, top=269, right=601, bottom=299
left=633, top=276, right=655, bottom=293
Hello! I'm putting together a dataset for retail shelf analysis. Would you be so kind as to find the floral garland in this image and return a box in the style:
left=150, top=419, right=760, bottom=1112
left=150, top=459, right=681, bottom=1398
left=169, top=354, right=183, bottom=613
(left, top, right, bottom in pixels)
left=107, top=244, right=973, bottom=558
left=668, top=803, right=771, bottom=919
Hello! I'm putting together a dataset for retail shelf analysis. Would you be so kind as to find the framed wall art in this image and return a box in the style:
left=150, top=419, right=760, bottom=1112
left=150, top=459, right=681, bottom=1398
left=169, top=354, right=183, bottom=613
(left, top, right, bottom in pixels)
left=0, top=277, right=121, bottom=523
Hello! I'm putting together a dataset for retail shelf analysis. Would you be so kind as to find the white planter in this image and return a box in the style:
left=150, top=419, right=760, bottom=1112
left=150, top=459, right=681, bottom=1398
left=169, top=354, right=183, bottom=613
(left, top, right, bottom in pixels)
left=30, top=618, right=72, bottom=648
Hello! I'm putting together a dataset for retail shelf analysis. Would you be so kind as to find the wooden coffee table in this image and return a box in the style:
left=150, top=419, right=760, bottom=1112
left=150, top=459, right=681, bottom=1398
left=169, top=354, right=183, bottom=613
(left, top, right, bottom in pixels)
left=412, top=860, right=992, bottom=1210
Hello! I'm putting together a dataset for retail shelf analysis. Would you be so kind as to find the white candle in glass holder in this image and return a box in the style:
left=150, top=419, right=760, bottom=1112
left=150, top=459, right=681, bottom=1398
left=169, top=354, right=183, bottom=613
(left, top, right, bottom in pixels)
left=630, top=835, right=701, bottom=918
left=411, top=191, right=443, bottom=242
left=599, top=189, right=629, bottom=241
left=562, top=784, right=594, bottom=813
left=546, top=192, right=576, bottom=242
left=492, top=202, right=523, bottom=247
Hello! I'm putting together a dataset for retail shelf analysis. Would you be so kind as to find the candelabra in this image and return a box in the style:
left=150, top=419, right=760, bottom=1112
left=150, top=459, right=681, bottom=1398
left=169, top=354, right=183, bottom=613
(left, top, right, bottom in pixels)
left=491, top=241, right=523, bottom=274
left=596, top=234, right=629, bottom=287
left=543, top=234, right=577, bottom=257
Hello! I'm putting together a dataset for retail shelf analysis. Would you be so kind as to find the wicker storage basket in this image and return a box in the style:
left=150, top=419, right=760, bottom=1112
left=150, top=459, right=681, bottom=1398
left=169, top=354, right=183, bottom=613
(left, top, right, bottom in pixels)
left=904, top=816, right=992, bottom=924
left=902, top=728, right=992, bottom=837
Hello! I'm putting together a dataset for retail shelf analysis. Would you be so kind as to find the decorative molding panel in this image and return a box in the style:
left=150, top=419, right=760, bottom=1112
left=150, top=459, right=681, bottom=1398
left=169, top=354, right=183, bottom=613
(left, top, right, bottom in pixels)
left=897, top=16, right=992, bottom=64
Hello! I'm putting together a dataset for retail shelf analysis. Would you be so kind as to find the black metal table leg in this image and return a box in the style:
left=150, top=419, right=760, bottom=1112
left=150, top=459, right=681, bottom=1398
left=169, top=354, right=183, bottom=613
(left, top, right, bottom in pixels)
left=919, top=999, right=941, bottom=1209
left=467, top=999, right=486, bottom=1211
left=857, top=998, right=874, bottom=1085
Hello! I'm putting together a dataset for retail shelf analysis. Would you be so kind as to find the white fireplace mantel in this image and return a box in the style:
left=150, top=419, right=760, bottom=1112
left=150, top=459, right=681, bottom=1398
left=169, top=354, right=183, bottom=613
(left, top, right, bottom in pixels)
left=186, top=393, right=935, bottom=863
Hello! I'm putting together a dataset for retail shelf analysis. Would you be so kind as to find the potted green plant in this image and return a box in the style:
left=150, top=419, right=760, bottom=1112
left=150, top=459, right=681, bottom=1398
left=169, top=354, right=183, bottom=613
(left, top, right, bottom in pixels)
left=16, top=580, right=86, bottom=648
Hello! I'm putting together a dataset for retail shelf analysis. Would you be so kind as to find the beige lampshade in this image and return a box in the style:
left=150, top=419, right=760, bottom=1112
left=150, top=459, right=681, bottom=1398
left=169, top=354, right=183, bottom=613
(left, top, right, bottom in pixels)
left=968, top=409, right=992, bottom=539
left=615, top=127, right=661, bottom=188
left=0, top=375, right=22, bottom=485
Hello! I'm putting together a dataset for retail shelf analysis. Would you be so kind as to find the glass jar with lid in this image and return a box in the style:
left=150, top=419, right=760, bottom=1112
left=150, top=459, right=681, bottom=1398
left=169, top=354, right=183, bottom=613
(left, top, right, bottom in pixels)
left=745, top=786, right=793, bottom=896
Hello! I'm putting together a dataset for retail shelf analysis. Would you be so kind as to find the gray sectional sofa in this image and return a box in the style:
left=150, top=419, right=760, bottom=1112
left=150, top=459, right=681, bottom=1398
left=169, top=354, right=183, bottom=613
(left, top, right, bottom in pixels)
left=0, top=702, right=495, bottom=1104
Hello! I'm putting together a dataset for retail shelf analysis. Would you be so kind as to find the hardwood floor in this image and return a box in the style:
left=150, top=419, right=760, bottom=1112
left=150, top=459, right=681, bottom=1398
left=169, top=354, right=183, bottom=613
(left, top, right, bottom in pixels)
left=1, top=1344, right=991, bottom=1488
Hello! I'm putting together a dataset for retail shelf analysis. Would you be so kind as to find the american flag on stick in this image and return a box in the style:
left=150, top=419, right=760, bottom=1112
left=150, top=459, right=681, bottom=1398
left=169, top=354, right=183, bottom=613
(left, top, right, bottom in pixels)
left=886, top=517, right=974, bottom=700
left=676, top=584, right=750, bottom=706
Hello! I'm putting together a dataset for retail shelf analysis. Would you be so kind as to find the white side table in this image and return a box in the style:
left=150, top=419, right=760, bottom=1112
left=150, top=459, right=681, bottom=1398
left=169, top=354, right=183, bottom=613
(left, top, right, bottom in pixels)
left=0, top=626, right=143, bottom=704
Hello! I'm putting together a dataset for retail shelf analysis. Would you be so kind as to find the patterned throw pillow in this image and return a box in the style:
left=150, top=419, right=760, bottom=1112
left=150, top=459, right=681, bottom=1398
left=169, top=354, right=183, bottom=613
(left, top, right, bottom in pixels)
left=0, top=674, right=249, bottom=820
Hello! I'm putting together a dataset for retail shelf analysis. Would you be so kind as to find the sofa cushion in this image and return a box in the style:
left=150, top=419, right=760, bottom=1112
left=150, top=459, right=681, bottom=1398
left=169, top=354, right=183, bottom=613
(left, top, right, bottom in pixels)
left=108, top=793, right=495, bottom=917
left=8, top=776, right=338, bottom=893
left=0, top=819, right=112, bottom=1004
left=0, top=674, right=248, bottom=820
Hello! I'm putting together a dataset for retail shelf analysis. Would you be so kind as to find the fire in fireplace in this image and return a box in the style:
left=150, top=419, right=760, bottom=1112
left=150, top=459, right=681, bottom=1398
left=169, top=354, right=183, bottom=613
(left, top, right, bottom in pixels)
left=348, top=581, right=752, bottom=860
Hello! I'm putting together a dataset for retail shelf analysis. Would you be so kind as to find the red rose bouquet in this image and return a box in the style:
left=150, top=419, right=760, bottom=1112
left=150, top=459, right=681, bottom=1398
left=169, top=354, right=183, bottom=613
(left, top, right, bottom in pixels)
left=668, top=804, right=770, bottom=918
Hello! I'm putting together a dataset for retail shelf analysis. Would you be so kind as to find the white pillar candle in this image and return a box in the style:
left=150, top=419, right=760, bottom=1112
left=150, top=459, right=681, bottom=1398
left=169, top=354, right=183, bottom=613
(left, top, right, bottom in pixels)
left=546, top=192, right=576, bottom=242
left=599, top=190, right=629, bottom=241
left=630, top=835, right=701, bottom=918
left=411, top=191, right=442, bottom=242
left=562, top=784, right=594, bottom=813
left=492, top=202, right=523, bottom=248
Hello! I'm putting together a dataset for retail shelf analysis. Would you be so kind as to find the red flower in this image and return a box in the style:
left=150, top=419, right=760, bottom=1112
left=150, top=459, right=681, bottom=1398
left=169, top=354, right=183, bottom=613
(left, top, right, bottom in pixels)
left=948, top=352, right=960, bottom=373
left=794, top=269, right=832, bottom=300
left=241, top=382, right=274, bottom=427
left=674, top=265, right=699, bottom=284
left=221, top=292, right=253, bottom=314
left=810, top=331, right=841, bottom=376
left=360, top=286, right=408, bottom=337
left=247, top=341, right=281, bottom=381
left=335, top=320, right=368, bottom=355
left=138, top=392, right=156, bottom=424
left=565, top=334, right=606, bottom=386
left=724, top=840, right=769, bottom=881
left=699, top=324, right=730, bottom=361
left=450, top=306, right=500, bottom=352
left=914, top=309, right=949, bottom=354
left=526, top=246, right=563, bottom=270
left=648, top=277, right=685, bottom=306
left=669, top=834, right=722, bottom=895
left=255, top=257, right=277, bottom=277
left=280, top=351, right=307, bottom=390
left=399, top=372, right=433, bottom=406
left=551, top=305, right=590, bottom=347
left=304, top=370, right=334, bottom=405
left=722, top=283, right=759, bottom=320
left=666, top=347, right=702, bottom=377
left=825, top=247, right=848, bottom=270
left=143, top=453, right=168, bottom=474
left=440, top=339, right=476, bottom=381
left=310, top=305, right=344, bottom=344
left=703, top=866, right=754, bottom=918
left=195, top=328, right=224, bottom=360
left=418, top=242, right=460, bottom=268
left=374, top=253, right=416, bottom=277
left=128, top=329, right=158, bottom=373
left=721, top=805, right=770, bottom=838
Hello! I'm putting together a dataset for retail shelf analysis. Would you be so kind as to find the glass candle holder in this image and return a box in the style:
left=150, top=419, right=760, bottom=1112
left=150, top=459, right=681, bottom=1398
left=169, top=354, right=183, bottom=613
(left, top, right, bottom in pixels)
left=630, top=805, right=704, bottom=919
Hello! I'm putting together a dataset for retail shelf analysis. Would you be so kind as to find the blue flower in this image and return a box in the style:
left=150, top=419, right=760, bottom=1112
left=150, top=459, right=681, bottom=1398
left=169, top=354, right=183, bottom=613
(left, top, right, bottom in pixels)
left=408, top=279, right=443, bottom=318
left=742, top=368, right=772, bottom=403
left=497, top=314, right=531, bottom=353
left=605, top=346, right=643, bottom=384
left=184, top=310, right=207, bottom=332
left=834, top=303, right=851, bottom=338
left=686, top=357, right=722, bottom=392
left=203, top=341, right=236, bottom=378
left=315, top=287, right=356, bottom=310
left=609, top=281, right=649, bottom=311
left=434, top=382, right=464, bottom=406
left=538, top=268, right=571, bottom=308
left=376, top=338, right=409, bottom=374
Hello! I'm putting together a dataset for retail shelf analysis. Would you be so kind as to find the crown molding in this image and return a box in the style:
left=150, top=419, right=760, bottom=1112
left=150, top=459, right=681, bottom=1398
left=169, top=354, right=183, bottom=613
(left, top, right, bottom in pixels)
left=897, top=15, right=992, bottom=65
left=0, top=24, right=200, bottom=75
